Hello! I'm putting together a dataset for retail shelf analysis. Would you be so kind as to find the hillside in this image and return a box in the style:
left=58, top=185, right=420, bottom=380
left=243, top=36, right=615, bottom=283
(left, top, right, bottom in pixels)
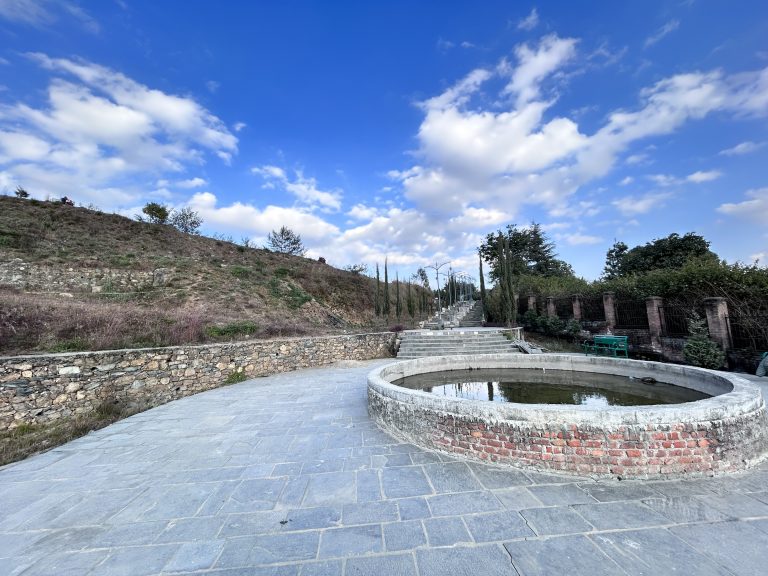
left=0, top=196, right=417, bottom=354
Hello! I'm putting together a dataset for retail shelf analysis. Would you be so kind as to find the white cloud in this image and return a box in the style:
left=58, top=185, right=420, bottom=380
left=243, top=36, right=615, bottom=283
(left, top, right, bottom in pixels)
left=648, top=174, right=679, bottom=187
left=347, top=204, right=380, bottom=220
left=0, top=54, right=236, bottom=205
left=233, top=121, right=247, bottom=132
left=189, top=191, right=339, bottom=241
left=717, top=187, right=768, bottom=222
left=612, top=192, right=671, bottom=215
left=719, top=141, right=763, bottom=156
left=561, top=233, right=603, bottom=246
left=206, top=80, right=220, bottom=94
left=686, top=170, right=721, bottom=183
left=625, top=153, right=649, bottom=165
left=176, top=177, right=207, bottom=189
left=252, top=165, right=342, bottom=211
left=504, top=34, right=578, bottom=105
left=517, top=8, right=540, bottom=31
left=0, top=0, right=99, bottom=33
left=750, top=252, right=766, bottom=265
left=619, top=176, right=633, bottom=186
left=644, top=19, right=680, bottom=49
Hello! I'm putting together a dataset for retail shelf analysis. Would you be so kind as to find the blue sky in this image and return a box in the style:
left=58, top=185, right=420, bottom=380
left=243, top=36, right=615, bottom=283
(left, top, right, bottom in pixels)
left=1, top=1, right=767, bottom=284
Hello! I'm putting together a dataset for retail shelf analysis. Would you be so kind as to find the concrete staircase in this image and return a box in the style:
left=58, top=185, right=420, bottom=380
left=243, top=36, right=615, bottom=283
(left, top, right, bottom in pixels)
left=396, top=330, right=522, bottom=359
left=458, top=301, right=484, bottom=327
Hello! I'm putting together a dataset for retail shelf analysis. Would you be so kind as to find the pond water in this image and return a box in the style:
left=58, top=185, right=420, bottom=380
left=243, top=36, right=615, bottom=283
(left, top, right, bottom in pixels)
left=392, top=368, right=711, bottom=407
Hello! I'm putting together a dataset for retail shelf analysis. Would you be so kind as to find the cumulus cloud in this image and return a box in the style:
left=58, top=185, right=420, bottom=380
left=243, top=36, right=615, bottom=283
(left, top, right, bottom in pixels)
left=517, top=8, right=540, bottom=31
left=686, top=170, right=721, bottom=183
left=252, top=165, right=342, bottom=211
left=391, top=32, right=767, bottom=237
left=188, top=191, right=339, bottom=241
left=612, top=192, right=671, bottom=215
left=619, top=176, right=634, bottom=186
left=176, top=177, right=207, bottom=189
left=717, top=188, right=768, bottom=222
left=0, top=54, right=237, bottom=205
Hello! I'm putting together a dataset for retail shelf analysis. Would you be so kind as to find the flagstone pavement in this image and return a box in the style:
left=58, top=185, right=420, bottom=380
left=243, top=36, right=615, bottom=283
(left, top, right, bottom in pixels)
left=2, top=359, right=768, bottom=575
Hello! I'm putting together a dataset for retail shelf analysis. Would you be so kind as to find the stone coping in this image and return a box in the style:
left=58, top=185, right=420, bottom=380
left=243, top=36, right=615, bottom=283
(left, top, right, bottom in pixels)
left=0, top=331, right=391, bottom=361
left=369, top=354, right=764, bottom=428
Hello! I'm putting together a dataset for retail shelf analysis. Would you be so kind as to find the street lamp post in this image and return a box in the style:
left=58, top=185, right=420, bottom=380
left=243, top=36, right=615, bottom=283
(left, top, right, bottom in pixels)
left=425, top=261, right=450, bottom=328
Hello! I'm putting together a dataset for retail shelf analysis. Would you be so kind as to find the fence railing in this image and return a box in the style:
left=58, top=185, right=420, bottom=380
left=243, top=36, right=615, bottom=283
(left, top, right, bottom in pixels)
left=615, top=300, right=649, bottom=329
left=580, top=296, right=605, bottom=322
left=554, top=297, right=572, bottom=318
left=727, top=312, right=768, bottom=350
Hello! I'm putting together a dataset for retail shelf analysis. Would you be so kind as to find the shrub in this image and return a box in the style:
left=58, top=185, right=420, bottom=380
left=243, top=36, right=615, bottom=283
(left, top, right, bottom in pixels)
left=224, top=371, right=248, bottom=385
left=683, top=313, right=726, bottom=369
left=389, top=324, right=405, bottom=333
left=169, top=207, right=203, bottom=234
left=140, top=202, right=169, bottom=224
left=205, top=321, right=259, bottom=339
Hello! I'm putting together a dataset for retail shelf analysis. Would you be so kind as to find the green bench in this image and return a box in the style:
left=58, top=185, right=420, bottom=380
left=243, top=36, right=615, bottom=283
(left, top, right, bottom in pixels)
left=582, top=335, right=629, bottom=358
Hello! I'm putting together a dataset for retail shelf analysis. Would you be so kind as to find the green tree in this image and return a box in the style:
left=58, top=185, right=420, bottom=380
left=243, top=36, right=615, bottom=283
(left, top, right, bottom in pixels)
left=141, top=202, right=169, bottom=224
left=479, top=252, right=487, bottom=321
left=479, top=223, right=573, bottom=281
left=374, top=263, right=381, bottom=316
left=604, top=233, right=718, bottom=278
left=266, top=226, right=306, bottom=255
left=683, top=313, right=726, bottom=369
left=14, top=186, right=29, bottom=199
left=169, top=207, right=203, bottom=234
left=602, top=241, right=629, bottom=279
left=383, top=258, right=390, bottom=317
left=395, top=272, right=402, bottom=320
left=406, top=280, right=415, bottom=318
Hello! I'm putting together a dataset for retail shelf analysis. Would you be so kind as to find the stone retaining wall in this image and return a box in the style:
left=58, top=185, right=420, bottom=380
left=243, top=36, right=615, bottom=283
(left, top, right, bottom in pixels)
left=0, top=258, right=172, bottom=293
left=1, top=332, right=395, bottom=430
left=368, top=354, right=768, bottom=478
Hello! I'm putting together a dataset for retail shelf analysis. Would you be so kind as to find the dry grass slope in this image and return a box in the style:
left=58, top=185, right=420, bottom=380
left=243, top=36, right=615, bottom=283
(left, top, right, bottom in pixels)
left=0, top=196, right=425, bottom=354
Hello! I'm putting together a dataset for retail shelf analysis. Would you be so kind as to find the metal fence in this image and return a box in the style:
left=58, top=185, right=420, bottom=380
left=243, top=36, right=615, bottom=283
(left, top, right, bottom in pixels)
left=615, top=300, right=649, bottom=329
left=728, top=311, right=768, bottom=350
left=579, top=296, right=605, bottom=322
left=554, top=297, right=572, bottom=319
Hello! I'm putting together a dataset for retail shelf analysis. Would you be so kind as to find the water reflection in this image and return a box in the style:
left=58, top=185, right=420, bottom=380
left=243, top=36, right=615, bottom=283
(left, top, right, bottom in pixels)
left=394, top=368, right=710, bottom=407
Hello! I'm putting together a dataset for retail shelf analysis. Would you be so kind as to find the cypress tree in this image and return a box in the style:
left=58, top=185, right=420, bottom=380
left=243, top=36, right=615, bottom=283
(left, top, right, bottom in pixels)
left=407, top=280, right=415, bottom=318
left=395, top=272, right=402, bottom=320
left=375, top=263, right=381, bottom=316
left=479, top=253, right=487, bottom=321
left=383, top=258, right=390, bottom=317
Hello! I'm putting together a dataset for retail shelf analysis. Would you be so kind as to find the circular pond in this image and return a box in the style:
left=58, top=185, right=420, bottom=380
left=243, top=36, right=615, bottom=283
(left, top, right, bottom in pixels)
left=368, top=354, right=768, bottom=478
left=392, top=368, right=711, bottom=407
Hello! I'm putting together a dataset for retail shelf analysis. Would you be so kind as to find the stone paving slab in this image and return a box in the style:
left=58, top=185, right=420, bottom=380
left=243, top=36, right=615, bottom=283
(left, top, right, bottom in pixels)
left=1, top=359, right=768, bottom=575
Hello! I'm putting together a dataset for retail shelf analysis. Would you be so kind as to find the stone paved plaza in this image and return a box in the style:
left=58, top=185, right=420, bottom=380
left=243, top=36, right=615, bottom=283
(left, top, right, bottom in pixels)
left=2, top=359, right=768, bottom=575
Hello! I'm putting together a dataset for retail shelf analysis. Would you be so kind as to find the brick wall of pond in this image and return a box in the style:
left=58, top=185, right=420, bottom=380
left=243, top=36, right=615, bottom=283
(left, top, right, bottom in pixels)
left=368, top=388, right=767, bottom=478
left=1, top=332, right=395, bottom=430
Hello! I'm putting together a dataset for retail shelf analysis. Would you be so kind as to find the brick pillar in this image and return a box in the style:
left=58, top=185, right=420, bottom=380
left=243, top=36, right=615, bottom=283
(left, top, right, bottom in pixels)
left=603, top=292, right=616, bottom=333
left=572, top=295, right=582, bottom=321
left=645, top=296, right=663, bottom=352
left=528, top=295, right=537, bottom=313
left=546, top=297, right=557, bottom=318
left=703, top=297, right=732, bottom=351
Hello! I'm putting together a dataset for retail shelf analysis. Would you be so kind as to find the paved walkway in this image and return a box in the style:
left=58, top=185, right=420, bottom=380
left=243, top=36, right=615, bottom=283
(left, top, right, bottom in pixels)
left=2, top=359, right=768, bottom=575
